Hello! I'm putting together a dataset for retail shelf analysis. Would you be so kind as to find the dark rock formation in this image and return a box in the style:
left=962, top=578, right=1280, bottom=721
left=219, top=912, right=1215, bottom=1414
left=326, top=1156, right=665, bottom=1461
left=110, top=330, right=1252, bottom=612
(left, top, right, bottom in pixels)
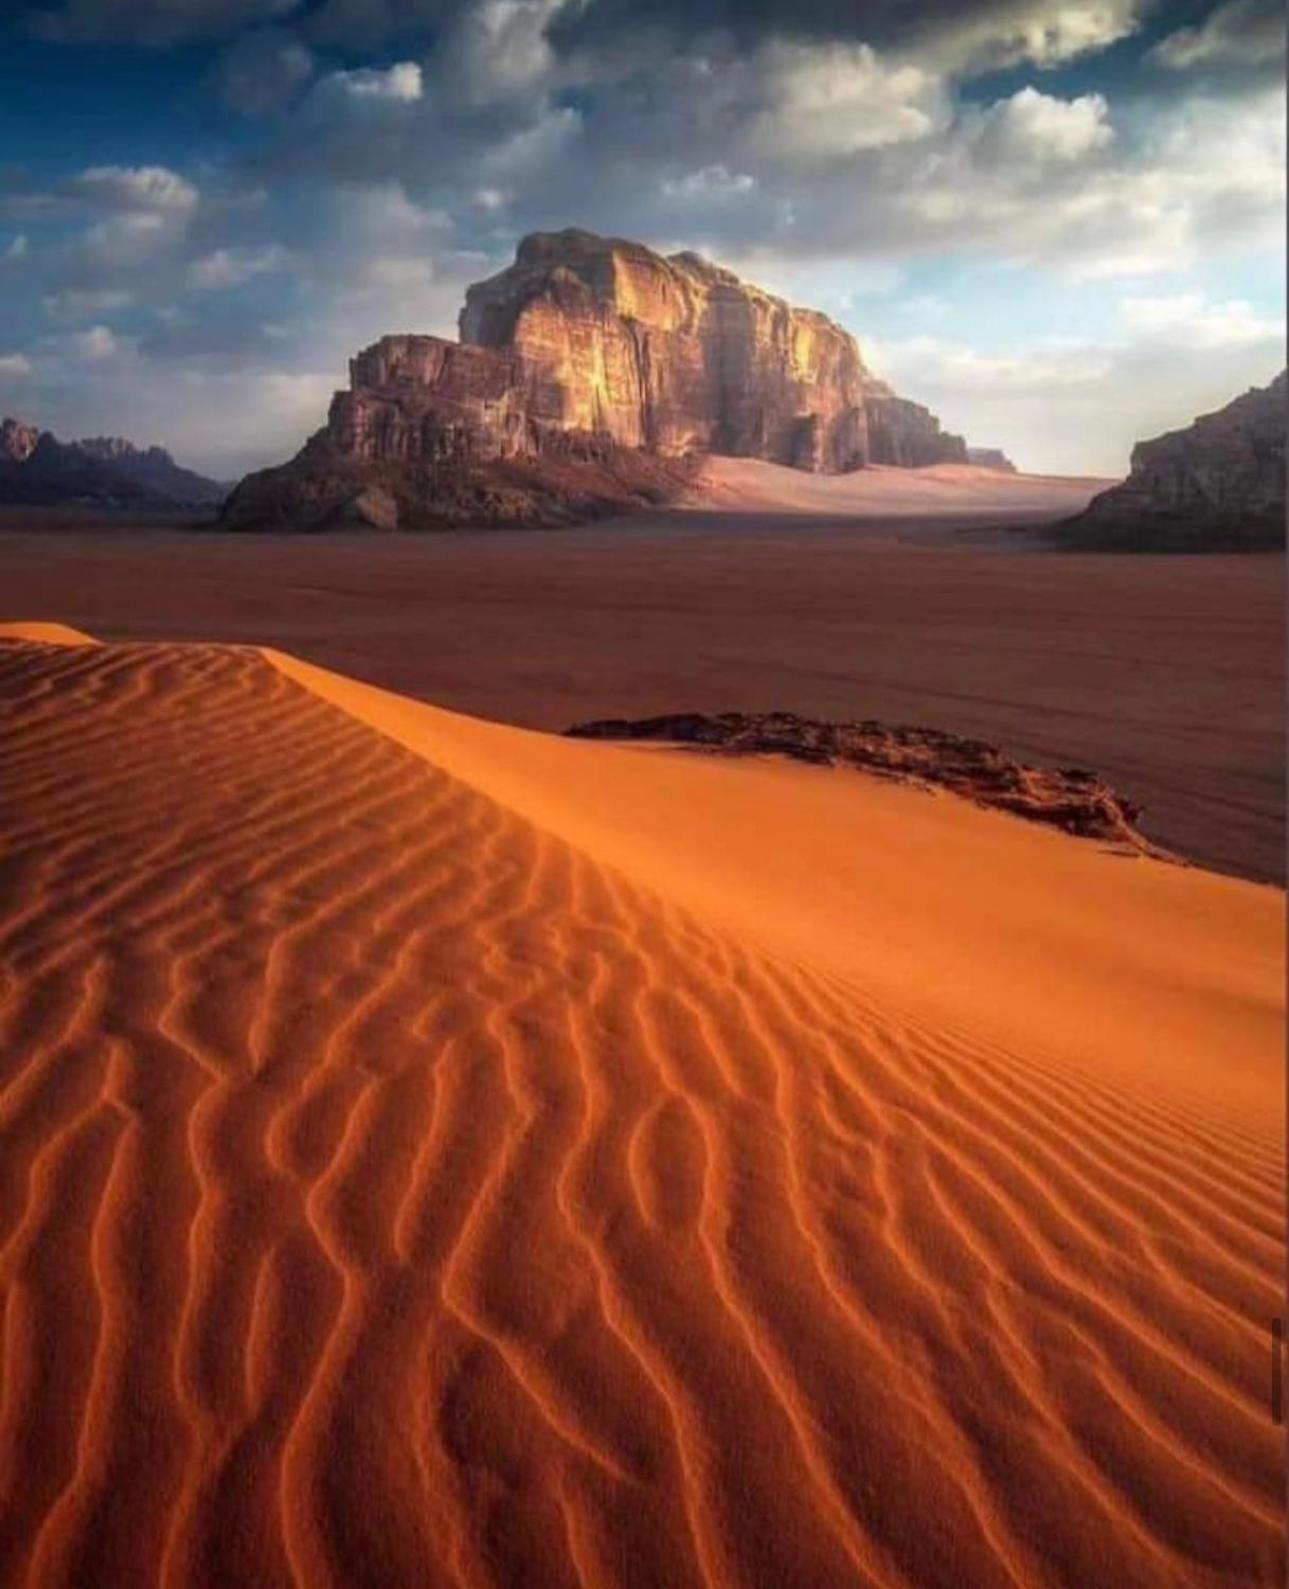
left=567, top=710, right=1163, bottom=854
left=0, top=418, right=40, bottom=464
left=1059, top=373, right=1285, bottom=550
left=0, top=418, right=226, bottom=509
left=967, top=447, right=1017, bottom=473
left=224, top=228, right=967, bottom=531
left=71, top=436, right=228, bottom=506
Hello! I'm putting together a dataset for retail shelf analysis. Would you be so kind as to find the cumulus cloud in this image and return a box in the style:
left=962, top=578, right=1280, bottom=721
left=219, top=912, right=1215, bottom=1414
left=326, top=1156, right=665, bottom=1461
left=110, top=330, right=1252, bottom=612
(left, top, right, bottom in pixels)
left=744, top=42, right=945, bottom=158
left=72, top=164, right=199, bottom=213
left=0, top=353, right=33, bottom=377
left=1150, top=0, right=1284, bottom=70
left=328, top=61, right=424, bottom=102
left=187, top=243, right=290, bottom=288
left=661, top=165, right=756, bottom=202
left=63, top=323, right=133, bottom=361
left=82, top=211, right=176, bottom=267
left=1117, top=290, right=1286, bottom=347
left=972, top=87, right=1113, bottom=165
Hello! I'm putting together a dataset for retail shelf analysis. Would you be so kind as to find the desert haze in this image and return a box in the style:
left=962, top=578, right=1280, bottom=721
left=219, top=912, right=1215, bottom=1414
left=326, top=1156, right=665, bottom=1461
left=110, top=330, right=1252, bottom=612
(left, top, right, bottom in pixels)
left=0, top=621, right=1280, bottom=1589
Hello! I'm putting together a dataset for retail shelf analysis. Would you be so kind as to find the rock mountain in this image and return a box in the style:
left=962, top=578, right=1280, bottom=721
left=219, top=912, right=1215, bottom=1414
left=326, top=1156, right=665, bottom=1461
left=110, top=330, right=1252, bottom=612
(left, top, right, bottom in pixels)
left=1061, top=372, right=1285, bottom=549
left=0, top=420, right=226, bottom=509
left=225, top=229, right=969, bottom=530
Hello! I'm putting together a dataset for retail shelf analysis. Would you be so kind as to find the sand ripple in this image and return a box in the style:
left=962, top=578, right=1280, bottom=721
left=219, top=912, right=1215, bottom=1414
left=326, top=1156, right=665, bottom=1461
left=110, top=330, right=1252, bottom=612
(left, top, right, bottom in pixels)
left=0, top=634, right=1281, bottom=1587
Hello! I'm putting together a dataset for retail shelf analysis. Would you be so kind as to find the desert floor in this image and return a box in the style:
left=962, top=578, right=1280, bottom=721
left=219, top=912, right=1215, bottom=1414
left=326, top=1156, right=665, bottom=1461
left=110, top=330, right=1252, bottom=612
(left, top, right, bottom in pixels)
left=0, top=621, right=1282, bottom=1589
left=0, top=490, right=1281, bottom=880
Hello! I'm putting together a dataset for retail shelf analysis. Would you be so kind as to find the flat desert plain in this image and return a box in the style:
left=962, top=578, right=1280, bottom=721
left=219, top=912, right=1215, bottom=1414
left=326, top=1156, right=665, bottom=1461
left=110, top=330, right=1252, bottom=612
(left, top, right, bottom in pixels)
left=0, top=465, right=1281, bottom=880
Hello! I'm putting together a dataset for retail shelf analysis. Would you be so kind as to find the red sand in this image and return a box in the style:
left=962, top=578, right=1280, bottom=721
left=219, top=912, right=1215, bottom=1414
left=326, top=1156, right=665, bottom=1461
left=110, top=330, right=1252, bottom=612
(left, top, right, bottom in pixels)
left=0, top=510, right=1280, bottom=881
left=0, top=623, right=1282, bottom=1588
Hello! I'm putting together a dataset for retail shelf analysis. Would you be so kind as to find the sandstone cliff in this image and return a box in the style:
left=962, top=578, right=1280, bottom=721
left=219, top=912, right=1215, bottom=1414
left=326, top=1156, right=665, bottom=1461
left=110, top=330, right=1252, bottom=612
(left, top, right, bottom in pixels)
left=224, top=229, right=967, bottom=530
left=1059, top=373, right=1285, bottom=549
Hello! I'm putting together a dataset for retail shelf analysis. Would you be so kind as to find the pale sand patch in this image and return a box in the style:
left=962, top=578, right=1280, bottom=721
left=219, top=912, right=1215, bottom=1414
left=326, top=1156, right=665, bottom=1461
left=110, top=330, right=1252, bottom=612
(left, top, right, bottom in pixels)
left=687, top=455, right=1117, bottom=519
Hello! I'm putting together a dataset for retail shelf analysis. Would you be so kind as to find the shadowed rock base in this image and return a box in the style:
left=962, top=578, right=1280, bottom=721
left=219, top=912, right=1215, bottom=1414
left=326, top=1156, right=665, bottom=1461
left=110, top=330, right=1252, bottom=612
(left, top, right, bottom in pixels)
left=1057, top=372, right=1285, bottom=551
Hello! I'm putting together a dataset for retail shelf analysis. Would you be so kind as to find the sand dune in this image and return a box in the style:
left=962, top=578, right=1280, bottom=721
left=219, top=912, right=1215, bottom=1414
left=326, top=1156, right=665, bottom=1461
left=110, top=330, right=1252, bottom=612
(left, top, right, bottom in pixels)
left=688, top=456, right=1116, bottom=519
left=0, top=625, right=1281, bottom=1588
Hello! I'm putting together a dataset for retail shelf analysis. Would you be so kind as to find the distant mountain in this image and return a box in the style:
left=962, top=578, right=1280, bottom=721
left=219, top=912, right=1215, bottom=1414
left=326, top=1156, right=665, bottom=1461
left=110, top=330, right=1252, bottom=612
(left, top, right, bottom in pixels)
left=967, top=447, right=1017, bottom=473
left=1058, top=373, right=1285, bottom=550
left=0, top=418, right=226, bottom=509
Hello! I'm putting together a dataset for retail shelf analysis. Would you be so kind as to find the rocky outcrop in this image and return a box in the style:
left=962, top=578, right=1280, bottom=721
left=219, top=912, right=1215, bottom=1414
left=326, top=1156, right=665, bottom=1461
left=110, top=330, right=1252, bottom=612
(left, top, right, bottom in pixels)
left=567, top=710, right=1163, bottom=855
left=72, top=436, right=228, bottom=505
left=224, top=229, right=967, bottom=531
left=0, top=418, right=40, bottom=464
left=0, top=418, right=226, bottom=509
left=1059, top=373, right=1285, bottom=550
left=967, top=447, right=1017, bottom=473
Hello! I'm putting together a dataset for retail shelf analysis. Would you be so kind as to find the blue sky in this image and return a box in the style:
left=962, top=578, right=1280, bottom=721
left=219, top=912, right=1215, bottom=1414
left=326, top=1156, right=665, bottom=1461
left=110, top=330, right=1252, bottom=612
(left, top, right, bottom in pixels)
left=0, top=0, right=1283, bottom=476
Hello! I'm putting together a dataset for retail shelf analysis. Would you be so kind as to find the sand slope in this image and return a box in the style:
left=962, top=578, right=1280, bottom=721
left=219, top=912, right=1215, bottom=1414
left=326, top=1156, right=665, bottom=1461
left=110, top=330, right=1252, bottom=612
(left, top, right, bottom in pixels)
left=0, top=628, right=1281, bottom=1588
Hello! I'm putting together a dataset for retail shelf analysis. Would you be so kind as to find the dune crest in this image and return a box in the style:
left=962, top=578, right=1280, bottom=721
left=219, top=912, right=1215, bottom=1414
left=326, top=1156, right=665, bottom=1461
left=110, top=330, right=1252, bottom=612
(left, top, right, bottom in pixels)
left=0, top=629, right=1281, bottom=1588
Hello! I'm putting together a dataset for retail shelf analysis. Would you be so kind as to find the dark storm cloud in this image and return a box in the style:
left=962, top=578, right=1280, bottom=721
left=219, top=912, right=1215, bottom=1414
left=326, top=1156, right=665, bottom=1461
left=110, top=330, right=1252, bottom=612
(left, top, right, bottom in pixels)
left=22, top=0, right=1153, bottom=66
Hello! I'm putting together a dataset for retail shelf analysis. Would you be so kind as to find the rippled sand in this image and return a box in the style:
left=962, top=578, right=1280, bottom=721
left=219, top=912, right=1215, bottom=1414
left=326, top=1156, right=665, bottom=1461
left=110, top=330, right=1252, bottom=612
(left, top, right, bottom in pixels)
left=0, top=623, right=1282, bottom=1587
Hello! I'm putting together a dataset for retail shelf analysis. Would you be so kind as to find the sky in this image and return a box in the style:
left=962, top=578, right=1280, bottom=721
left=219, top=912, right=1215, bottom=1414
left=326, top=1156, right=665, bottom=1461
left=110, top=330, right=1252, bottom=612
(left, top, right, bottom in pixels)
left=0, top=0, right=1283, bottom=478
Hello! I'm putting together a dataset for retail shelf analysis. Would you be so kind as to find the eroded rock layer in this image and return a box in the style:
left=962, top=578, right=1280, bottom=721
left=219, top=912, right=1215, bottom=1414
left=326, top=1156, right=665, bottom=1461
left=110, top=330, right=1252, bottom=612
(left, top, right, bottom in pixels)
left=1061, top=372, right=1285, bottom=549
left=566, top=709, right=1162, bottom=854
left=224, top=229, right=966, bottom=530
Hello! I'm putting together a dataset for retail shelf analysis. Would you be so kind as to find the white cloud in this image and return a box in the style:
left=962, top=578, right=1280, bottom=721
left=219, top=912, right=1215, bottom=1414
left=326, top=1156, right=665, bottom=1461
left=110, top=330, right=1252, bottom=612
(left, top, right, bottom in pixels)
left=43, top=288, right=135, bottom=318
left=329, top=61, right=424, bottom=102
left=974, top=86, right=1113, bottom=165
left=82, top=211, right=174, bottom=268
left=661, top=166, right=756, bottom=202
left=0, top=354, right=33, bottom=377
left=1150, top=0, right=1284, bottom=69
left=867, top=289, right=1284, bottom=473
left=73, top=164, right=199, bottom=214
left=1117, top=291, right=1286, bottom=347
left=867, top=332, right=1114, bottom=394
left=746, top=42, right=945, bottom=159
left=912, top=0, right=1145, bottom=73
left=65, top=324, right=132, bottom=362
left=187, top=244, right=290, bottom=289
left=5, top=235, right=29, bottom=261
